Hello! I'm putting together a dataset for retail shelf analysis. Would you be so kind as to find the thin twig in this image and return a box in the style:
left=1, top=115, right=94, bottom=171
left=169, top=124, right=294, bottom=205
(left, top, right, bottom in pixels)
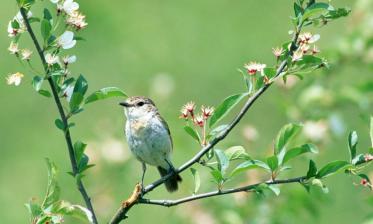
left=139, top=176, right=307, bottom=207
left=109, top=22, right=303, bottom=224
left=19, top=7, right=98, bottom=224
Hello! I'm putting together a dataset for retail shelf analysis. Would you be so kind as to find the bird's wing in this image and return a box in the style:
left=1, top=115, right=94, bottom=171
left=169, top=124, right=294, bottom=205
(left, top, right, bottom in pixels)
left=157, top=113, right=173, bottom=151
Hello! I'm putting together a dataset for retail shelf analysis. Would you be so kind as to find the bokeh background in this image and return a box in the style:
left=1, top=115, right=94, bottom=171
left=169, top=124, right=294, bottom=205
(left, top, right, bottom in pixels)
left=1, top=0, right=372, bottom=223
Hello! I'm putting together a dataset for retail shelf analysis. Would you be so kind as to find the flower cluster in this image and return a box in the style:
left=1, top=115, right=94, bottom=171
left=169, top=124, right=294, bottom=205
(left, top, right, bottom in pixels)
left=180, top=102, right=214, bottom=127
left=292, top=32, right=320, bottom=62
left=180, top=102, right=214, bottom=146
left=52, top=0, right=88, bottom=30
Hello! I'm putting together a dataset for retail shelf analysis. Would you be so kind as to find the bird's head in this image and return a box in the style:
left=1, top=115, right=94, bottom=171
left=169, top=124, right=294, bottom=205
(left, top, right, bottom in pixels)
left=119, top=96, right=157, bottom=120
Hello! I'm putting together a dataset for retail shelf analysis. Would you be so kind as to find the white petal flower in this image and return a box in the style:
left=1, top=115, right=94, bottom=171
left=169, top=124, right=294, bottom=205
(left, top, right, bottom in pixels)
left=50, top=0, right=60, bottom=4
left=21, top=49, right=33, bottom=60
left=292, top=50, right=303, bottom=62
left=6, top=72, right=24, bottom=86
left=66, top=11, right=88, bottom=30
left=62, top=55, right=77, bottom=65
left=299, top=32, right=320, bottom=44
left=63, top=85, right=74, bottom=102
left=57, top=31, right=76, bottom=49
left=244, top=62, right=266, bottom=75
left=8, top=42, right=19, bottom=54
left=45, top=53, right=60, bottom=65
left=63, top=0, right=79, bottom=15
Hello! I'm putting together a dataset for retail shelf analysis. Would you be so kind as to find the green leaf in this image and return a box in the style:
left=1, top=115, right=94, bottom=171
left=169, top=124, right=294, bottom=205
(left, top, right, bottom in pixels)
left=69, top=75, right=88, bottom=112
left=69, top=92, right=84, bottom=113
left=294, top=3, right=303, bottom=17
left=74, top=141, right=87, bottom=165
left=326, top=7, right=351, bottom=20
left=25, top=200, right=42, bottom=220
left=348, top=131, right=358, bottom=161
left=73, top=75, right=88, bottom=95
left=352, top=154, right=365, bottom=166
left=215, top=149, right=229, bottom=175
left=302, top=2, right=331, bottom=21
left=207, top=124, right=228, bottom=140
left=42, top=158, right=60, bottom=208
left=38, top=89, right=52, bottom=98
left=370, top=116, right=373, bottom=148
left=209, top=92, right=249, bottom=128
left=283, top=143, right=318, bottom=164
left=183, top=126, right=200, bottom=143
left=312, top=179, right=329, bottom=194
left=190, top=168, right=200, bottom=194
left=41, top=19, right=52, bottom=41
left=230, top=160, right=270, bottom=177
left=32, top=76, right=43, bottom=92
left=274, top=123, right=302, bottom=154
left=306, top=160, right=317, bottom=178
left=29, top=17, right=41, bottom=23
left=268, top=185, right=281, bottom=196
left=316, top=160, right=350, bottom=178
left=224, top=146, right=250, bottom=161
left=84, top=87, right=127, bottom=104
left=54, top=119, right=65, bottom=131
left=266, top=156, right=278, bottom=171
left=210, top=169, right=224, bottom=184
left=43, top=8, right=52, bottom=21
left=57, top=201, right=93, bottom=223
left=78, top=154, right=89, bottom=173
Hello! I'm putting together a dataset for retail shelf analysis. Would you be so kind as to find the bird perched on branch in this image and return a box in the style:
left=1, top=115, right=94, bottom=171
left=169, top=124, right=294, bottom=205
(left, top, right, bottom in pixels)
left=119, top=96, right=182, bottom=192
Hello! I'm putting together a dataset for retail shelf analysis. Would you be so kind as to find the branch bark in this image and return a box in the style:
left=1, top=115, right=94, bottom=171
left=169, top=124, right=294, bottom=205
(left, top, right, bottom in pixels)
left=19, top=7, right=98, bottom=224
left=139, top=176, right=307, bottom=207
left=109, top=23, right=303, bottom=224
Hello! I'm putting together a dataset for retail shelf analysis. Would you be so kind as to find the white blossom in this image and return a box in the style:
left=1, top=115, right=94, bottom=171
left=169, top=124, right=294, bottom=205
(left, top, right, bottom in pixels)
left=272, top=47, right=284, bottom=58
left=50, top=0, right=60, bottom=3
left=8, top=42, right=19, bottom=54
left=63, top=85, right=74, bottom=102
left=66, top=11, right=88, bottom=30
left=244, top=62, right=266, bottom=75
left=57, top=31, right=76, bottom=49
left=299, top=32, right=320, bottom=44
left=62, top=55, right=77, bottom=65
left=45, top=53, right=60, bottom=65
left=6, top=72, right=24, bottom=86
left=292, top=50, right=303, bottom=62
left=21, top=49, right=33, bottom=60
left=63, top=0, right=79, bottom=15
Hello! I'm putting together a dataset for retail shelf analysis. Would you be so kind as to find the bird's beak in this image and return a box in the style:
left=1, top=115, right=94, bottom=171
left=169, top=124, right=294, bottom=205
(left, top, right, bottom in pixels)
left=119, top=102, right=131, bottom=107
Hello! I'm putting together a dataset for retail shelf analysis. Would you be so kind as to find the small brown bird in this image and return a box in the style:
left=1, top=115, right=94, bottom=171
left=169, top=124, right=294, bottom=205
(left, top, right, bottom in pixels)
left=119, top=96, right=182, bottom=192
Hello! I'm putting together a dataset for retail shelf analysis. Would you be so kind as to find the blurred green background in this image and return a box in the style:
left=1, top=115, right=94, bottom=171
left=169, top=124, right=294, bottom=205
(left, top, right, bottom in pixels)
left=1, top=0, right=373, bottom=223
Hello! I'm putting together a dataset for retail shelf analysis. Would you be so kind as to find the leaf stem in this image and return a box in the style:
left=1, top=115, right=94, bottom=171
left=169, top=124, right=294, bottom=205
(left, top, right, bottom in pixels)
left=19, top=7, right=98, bottom=224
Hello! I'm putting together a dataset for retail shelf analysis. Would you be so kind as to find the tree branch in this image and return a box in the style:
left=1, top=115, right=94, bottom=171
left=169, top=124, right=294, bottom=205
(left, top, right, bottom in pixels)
left=19, top=7, right=98, bottom=224
left=109, top=22, right=303, bottom=223
left=139, top=176, right=307, bottom=207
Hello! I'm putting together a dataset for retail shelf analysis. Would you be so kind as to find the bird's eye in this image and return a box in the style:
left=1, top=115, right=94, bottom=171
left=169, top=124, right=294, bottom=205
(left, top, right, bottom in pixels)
left=137, top=102, right=145, bottom=106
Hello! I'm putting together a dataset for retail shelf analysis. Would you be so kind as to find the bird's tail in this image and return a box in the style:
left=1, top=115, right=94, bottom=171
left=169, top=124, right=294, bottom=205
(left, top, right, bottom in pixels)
left=157, top=166, right=182, bottom=192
